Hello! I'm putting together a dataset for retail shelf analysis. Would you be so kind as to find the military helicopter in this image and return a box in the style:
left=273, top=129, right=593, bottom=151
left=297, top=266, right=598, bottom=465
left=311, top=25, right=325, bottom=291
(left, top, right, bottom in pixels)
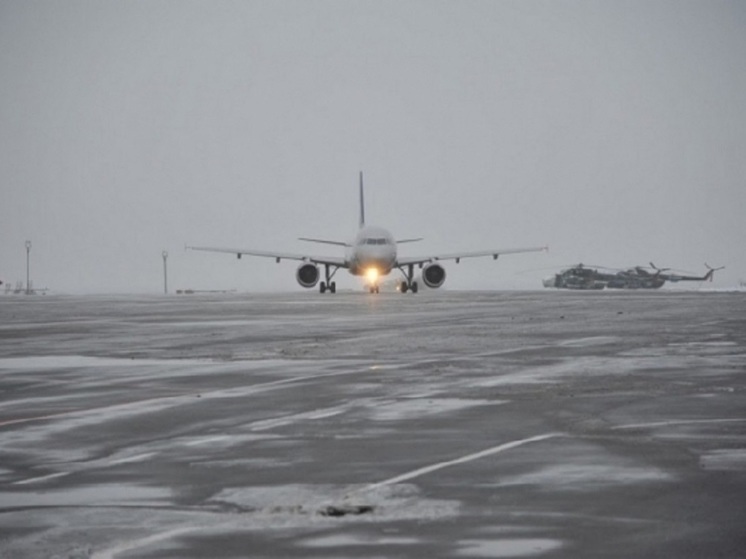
left=542, top=263, right=607, bottom=289
left=543, top=263, right=724, bottom=290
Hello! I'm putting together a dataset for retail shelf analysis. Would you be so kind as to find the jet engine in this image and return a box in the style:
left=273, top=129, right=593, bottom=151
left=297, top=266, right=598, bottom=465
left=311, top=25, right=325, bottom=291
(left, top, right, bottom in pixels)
left=296, top=263, right=320, bottom=288
left=422, top=263, right=446, bottom=289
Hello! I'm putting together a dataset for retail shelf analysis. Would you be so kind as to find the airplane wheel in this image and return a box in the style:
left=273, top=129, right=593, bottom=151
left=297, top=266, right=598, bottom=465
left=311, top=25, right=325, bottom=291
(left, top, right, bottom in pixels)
left=411, top=282, right=418, bottom=294
left=375, top=286, right=380, bottom=294
left=400, top=282, right=408, bottom=293
left=320, top=282, right=327, bottom=294
left=330, top=282, right=336, bottom=294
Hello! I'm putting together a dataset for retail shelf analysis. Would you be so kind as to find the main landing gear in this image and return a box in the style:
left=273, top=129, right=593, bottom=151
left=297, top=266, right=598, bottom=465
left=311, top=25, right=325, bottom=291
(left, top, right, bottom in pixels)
left=400, top=281, right=418, bottom=293
left=398, top=263, right=419, bottom=294
left=320, top=281, right=336, bottom=294
left=319, top=264, right=338, bottom=294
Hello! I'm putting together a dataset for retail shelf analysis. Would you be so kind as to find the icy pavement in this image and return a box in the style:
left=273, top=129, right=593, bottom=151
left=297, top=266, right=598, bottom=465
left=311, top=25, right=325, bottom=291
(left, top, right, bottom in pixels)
left=0, top=290, right=744, bottom=558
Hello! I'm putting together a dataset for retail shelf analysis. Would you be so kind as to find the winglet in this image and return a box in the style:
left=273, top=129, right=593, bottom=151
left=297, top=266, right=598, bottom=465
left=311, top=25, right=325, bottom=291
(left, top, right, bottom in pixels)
left=359, top=171, right=365, bottom=228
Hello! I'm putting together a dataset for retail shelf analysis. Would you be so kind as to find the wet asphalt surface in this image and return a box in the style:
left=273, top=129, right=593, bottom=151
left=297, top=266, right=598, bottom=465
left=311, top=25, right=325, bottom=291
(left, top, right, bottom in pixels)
left=0, top=290, right=744, bottom=558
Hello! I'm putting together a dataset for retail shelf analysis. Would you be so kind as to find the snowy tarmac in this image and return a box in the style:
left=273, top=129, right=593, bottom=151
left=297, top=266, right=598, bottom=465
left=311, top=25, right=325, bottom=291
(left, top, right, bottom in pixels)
left=0, top=290, right=744, bottom=558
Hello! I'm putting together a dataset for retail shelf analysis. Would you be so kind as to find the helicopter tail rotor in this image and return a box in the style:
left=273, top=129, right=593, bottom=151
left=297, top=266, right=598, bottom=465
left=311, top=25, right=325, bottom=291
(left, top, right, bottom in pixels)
left=704, top=263, right=725, bottom=282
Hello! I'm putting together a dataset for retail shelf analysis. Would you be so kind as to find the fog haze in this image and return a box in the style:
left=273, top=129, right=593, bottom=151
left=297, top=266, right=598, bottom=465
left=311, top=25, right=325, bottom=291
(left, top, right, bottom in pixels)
left=1, top=1, right=744, bottom=293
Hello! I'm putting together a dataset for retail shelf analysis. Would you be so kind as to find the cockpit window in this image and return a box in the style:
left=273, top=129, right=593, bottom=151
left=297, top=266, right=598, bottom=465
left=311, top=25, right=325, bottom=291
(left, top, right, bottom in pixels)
left=361, top=238, right=389, bottom=245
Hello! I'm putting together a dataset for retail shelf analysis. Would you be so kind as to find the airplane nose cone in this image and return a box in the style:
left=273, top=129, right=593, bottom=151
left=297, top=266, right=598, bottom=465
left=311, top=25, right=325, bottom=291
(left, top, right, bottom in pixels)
left=370, top=258, right=392, bottom=270
left=358, top=247, right=394, bottom=273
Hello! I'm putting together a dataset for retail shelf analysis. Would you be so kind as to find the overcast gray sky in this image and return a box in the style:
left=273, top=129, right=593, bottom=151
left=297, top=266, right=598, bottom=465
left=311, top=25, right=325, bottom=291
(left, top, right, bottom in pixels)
left=1, top=1, right=744, bottom=293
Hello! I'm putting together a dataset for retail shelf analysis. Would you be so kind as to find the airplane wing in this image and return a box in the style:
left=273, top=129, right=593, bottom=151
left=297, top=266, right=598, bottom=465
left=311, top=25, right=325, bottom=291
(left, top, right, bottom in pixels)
left=397, top=246, right=548, bottom=267
left=186, top=245, right=347, bottom=268
left=298, top=237, right=351, bottom=247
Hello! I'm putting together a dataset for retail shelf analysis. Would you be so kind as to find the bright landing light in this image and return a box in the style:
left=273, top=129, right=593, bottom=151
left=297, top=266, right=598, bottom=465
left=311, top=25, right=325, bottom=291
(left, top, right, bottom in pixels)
left=365, top=268, right=379, bottom=284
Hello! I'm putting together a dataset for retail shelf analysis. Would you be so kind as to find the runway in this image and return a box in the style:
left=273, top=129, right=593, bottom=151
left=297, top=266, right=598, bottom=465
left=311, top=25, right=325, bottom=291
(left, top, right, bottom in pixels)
left=0, top=290, right=744, bottom=558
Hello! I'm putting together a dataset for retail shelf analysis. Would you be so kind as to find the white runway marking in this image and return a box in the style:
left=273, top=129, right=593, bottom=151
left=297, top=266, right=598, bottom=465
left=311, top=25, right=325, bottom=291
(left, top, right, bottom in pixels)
left=91, top=527, right=193, bottom=559
left=13, top=452, right=159, bottom=485
left=360, top=433, right=561, bottom=493
left=0, top=367, right=365, bottom=430
left=13, top=471, right=69, bottom=485
left=183, top=435, right=233, bottom=447
left=0, top=411, right=80, bottom=427
left=613, top=419, right=746, bottom=430
left=107, top=452, right=157, bottom=465
left=249, top=405, right=349, bottom=431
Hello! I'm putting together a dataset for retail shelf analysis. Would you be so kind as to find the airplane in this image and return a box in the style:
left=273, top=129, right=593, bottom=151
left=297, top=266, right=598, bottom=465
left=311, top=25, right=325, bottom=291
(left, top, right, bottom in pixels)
left=187, top=173, right=547, bottom=294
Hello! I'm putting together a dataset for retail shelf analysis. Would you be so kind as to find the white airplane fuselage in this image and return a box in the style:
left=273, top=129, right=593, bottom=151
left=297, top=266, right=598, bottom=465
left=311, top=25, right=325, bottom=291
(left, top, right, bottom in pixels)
left=346, top=225, right=397, bottom=277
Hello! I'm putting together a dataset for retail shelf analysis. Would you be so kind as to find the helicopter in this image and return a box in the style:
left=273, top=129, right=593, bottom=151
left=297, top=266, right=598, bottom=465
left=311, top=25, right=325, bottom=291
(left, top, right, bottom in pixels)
left=543, top=263, right=724, bottom=290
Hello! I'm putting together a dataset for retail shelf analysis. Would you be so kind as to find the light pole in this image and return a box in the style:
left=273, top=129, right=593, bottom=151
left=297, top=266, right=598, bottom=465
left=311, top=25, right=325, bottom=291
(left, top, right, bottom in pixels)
left=25, top=240, right=31, bottom=295
left=162, top=250, right=168, bottom=294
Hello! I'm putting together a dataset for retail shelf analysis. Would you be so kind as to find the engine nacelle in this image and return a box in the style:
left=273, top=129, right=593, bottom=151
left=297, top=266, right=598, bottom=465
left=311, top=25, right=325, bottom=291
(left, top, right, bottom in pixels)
left=296, top=263, right=320, bottom=288
left=422, top=263, right=446, bottom=289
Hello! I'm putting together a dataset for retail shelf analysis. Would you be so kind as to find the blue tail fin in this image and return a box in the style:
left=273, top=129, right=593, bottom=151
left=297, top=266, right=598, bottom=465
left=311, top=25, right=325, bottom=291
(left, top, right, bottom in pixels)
left=359, top=171, right=365, bottom=228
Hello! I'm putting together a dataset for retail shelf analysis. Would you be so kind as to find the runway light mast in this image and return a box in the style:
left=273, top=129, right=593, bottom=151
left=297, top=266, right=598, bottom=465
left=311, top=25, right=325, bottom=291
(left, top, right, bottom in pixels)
left=25, top=240, right=31, bottom=295
left=162, top=250, right=169, bottom=294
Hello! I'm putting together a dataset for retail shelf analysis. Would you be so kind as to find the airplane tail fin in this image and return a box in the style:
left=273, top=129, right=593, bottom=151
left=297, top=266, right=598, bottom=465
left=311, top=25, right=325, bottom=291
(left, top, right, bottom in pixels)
left=359, top=171, right=365, bottom=229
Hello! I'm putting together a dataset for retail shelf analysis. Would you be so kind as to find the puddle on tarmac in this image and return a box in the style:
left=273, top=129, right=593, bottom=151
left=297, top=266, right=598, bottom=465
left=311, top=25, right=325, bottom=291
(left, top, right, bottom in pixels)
left=456, top=538, right=562, bottom=557
left=497, top=463, right=672, bottom=490
left=300, top=533, right=421, bottom=547
left=700, top=449, right=746, bottom=471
